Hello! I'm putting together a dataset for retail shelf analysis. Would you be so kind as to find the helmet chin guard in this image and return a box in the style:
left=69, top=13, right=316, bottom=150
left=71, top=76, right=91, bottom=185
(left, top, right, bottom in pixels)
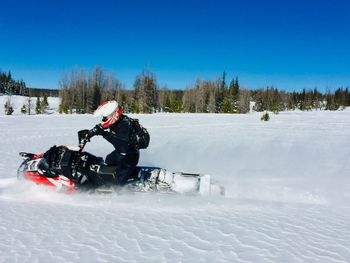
left=93, top=101, right=123, bottom=128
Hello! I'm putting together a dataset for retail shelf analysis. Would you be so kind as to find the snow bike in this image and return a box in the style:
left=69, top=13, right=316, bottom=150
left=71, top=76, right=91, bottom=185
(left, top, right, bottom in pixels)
left=17, top=134, right=224, bottom=195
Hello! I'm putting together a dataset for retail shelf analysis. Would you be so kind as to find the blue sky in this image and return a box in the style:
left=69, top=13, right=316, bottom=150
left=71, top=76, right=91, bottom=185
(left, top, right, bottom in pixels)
left=0, top=0, right=349, bottom=91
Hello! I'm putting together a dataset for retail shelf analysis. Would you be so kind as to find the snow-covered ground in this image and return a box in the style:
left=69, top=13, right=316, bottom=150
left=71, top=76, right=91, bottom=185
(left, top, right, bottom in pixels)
left=0, top=95, right=59, bottom=115
left=1, top=96, right=350, bottom=262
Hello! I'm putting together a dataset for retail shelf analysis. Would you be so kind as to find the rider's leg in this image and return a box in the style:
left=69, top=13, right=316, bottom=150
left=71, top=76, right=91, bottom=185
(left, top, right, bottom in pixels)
left=105, top=150, right=139, bottom=186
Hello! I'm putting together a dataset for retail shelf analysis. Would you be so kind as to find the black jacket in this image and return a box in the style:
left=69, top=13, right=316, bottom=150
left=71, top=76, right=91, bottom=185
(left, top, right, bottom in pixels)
left=102, top=115, right=136, bottom=154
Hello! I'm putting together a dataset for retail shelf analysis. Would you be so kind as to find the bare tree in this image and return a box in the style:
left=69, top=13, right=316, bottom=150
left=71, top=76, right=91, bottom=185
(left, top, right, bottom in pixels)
left=59, top=74, right=69, bottom=113
left=76, top=69, right=87, bottom=113
left=27, top=88, right=33, bottom=115
left=134, top=70, right=158, bottom=113
left=238, top=89, right=251, bottom=113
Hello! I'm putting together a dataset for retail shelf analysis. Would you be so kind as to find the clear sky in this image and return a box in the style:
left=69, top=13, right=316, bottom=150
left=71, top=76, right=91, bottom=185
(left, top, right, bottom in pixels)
left=0, top=0, right=349, bottom=91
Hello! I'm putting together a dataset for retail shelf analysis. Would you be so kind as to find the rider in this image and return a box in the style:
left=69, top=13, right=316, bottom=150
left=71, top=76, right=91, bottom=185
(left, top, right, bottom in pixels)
left=80, top=101, right=139, bottom=186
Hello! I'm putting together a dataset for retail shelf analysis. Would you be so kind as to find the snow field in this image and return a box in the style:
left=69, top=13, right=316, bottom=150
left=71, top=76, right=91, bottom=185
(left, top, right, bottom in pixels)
left=0, top=95, right=59, bottom=115
left=1, top=97, right=350, bottom=262
left=1, top=187, right=349, bottom=262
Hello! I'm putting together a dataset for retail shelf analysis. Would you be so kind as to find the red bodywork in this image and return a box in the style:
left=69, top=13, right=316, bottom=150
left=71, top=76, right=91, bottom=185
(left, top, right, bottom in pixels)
left=20, top=156, right=77, bottom=194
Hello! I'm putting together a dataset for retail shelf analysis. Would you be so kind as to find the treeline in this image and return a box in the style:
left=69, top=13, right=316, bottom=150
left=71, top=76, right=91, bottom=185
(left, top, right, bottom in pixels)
left=59, top=67, right=163, bottom=114
left=0, top=70, right=26, bottom=95
left=0, top=69, right=59, bottom=97
left=3, top=93, right=51, bottom=115
left=59, top=69, right=251, bottom=114
left=1, top=69, right=57, bottom=115
left=2, top=68, right=350, bottom=114
left=252, top=87, right=350, bottom=112
left=180, top=73, right=250, bottom=113
left=59, top=67, right=350, bottom=114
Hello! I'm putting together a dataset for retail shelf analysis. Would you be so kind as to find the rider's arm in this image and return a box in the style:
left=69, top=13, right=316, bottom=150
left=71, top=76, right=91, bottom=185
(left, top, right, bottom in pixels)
left=102, top=120, right=131, bottom=152
left=89, top=124, right=107, bottom=138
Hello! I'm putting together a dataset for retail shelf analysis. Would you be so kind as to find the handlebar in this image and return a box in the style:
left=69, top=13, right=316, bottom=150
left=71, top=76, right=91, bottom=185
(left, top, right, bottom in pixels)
left=78, top=138, right=89, bottom=153
left=78, top=130, right=91, bottom=153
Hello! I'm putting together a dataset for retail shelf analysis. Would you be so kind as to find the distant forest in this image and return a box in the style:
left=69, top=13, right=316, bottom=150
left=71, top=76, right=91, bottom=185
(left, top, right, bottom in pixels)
left=1, top=68, right=350, bottom=114
left=59, top=67, right=350, bottom=114
left=0, top=70, right=59, bottom=97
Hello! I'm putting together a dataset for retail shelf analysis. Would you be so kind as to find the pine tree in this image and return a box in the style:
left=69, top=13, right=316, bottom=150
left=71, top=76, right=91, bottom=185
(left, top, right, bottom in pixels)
left=216, top=71, right=226, bottom=112
left=221, top=97, right=231, bottom=113
left=288, top=92, right=297, bottom=110
left=4, top=97, right=14, bottom=115
left=91, top=66, right=104, bottom=112
left=164, top=94, right=172, bottom=112
left=233, top=77, right=240, bottom=113
left=229, top=77, right=239, bottom=113
left=41, top=94, right=49, bottom=113
left=252, top=90, right=267, bottom=112
left=261, top=112, right=270, bottom=121
left=299, top=88, right=306, bottom=110
left=271, top=88, right=280, bottom=114
left=170, top=92, right=184, bottom=113
left=21, top=104, right=27, bottom=114
left=92, top=83, right=101, bottom=112
left=35, top=97, right=42, bottom=114
left=325, top=92, right=338, bottom=110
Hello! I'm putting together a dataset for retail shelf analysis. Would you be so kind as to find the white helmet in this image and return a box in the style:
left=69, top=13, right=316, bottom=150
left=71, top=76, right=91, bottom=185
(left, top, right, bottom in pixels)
left=93, top=101, right=123, bottom=128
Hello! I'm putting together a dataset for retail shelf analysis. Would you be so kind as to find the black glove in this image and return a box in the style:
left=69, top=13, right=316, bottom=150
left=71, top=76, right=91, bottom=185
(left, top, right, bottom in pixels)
left=78, top=129, right=91, bottom=144
left=89, top=124, right=106, bottom=137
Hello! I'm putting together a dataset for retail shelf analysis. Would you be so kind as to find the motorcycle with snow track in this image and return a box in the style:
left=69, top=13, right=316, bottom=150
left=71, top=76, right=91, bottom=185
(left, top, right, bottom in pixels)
left=17, top=135, right=224, bottom=195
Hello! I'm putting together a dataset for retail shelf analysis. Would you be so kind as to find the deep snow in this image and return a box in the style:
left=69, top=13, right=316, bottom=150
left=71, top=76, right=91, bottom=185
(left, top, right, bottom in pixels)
left=0, top=96, right=350, bottom=262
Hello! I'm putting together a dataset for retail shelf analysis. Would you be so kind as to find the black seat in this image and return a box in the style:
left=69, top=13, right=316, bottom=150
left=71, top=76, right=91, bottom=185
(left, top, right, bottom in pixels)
left=98, top=165, right=118, bottom=175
